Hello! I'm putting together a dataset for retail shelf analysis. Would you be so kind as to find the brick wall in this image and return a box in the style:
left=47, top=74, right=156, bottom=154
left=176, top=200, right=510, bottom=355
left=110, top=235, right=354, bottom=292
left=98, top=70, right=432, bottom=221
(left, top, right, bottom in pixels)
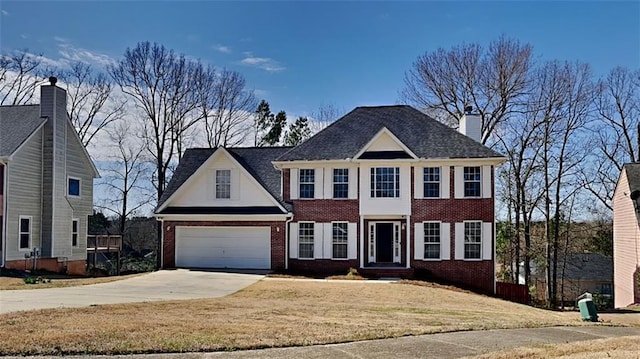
left=282, top=169, right=290, bottom=202
left=292, top=199, right=359, bottom=222
left=289, top=259, right=359, bottom=275
left=162, top=220, right=286, bottom=271
left=4, top=258, right=86, bottom=275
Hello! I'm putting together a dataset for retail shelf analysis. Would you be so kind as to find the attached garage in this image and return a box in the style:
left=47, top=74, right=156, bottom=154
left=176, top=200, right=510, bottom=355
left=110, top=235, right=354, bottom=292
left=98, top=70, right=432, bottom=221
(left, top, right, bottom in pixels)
left=175, top=226, right=271, bottom=269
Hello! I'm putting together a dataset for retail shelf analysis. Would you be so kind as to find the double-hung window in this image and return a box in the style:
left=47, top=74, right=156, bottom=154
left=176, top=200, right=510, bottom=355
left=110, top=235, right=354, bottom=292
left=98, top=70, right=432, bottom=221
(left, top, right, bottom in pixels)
left=464, top=221, right=482, bottom=259
left=332, top=222, right=348, bottom=259
left=299, top=169, right=315, bottom=199
left=423, top=222, right=441, bottom=259
left=333, top=169, right=349, bottom=199
left=370, top=167, right=400, bottom=198
left=19, top=216, right=31, bottom=250
left=463, top=167, right=481, bottom=197
left=215, top=169, right=231, bottom=199
left=423, top=167, right=440, bottom=198
left=298, top=222, right=315, bottom=258
left=71, top=219, right=79, bottom=247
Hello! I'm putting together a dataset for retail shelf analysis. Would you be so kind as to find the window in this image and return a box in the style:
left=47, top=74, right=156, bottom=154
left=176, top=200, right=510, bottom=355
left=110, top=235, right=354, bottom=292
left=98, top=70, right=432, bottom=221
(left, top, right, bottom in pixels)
left=68, top=177, right=80, bottom=197
left=370, top=167, right=400, bottom=198
left=299, top=169, right=315, bottom=199
left=333, top=169, right=349, bottom=199
left=71, top=219, right=79, bottom=247
left=423, top=167, right=440, bottom=198
left=19, top=216, right=31, bottom=250
left=463, top=167, right=481, bottom=197
left=215, top=169, right=231, bottom=199
left=464, top=221, right=482, bottom=259
left=298, top=222, right=314, bottom=258
left=332, top=222, right=348, bottom=259
left=424, top=222, right=441, bottom=259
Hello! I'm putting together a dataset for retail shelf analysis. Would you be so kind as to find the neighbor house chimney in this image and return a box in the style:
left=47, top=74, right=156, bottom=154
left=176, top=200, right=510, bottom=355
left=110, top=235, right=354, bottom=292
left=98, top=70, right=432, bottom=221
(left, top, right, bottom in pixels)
left=459, top=105, right=482, bottom=143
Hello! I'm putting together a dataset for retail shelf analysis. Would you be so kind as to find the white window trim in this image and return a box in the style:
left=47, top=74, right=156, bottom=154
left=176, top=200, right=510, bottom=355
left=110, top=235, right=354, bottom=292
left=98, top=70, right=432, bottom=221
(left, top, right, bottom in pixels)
left=299, top=169, right=315, bottom=200
left=332, top=169, right=349, bottom=200
left=71, top=218, right=79, bottom=247
left=370, top=167, right=401, bottom=198
left=331, top=221, right=349, bottom=260
left=422, top=221, right=442, bottom=261
left=214, top=169, right=232, bottom=200
left=67, top=176, right=81, bottom=198
left=18, top=215, right=32, bottom=251
left=463, top=220, right=483, bottom=261
left=298, top=221, right=315, bottom=260
left=423, top=167, right=441, bottom=199
left=463, top=167, right=482, bottom=198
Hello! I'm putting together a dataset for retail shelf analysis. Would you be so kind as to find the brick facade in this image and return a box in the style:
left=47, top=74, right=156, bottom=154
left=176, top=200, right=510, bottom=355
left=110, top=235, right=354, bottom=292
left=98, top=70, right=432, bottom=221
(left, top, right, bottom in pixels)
left=4, top=258, right=86, bottom=275
left=162, top=220, right=286, bottom=271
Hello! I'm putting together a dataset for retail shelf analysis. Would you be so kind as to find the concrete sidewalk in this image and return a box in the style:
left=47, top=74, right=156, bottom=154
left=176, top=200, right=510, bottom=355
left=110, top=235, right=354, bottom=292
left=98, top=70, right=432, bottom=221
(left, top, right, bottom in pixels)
left=0, top=269, right=264, bottom=314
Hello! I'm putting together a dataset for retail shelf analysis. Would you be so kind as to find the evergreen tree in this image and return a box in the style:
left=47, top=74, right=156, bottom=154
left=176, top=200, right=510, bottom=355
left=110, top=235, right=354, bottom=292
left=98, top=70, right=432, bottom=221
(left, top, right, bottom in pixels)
left=283, top=116, right=311, bottom=146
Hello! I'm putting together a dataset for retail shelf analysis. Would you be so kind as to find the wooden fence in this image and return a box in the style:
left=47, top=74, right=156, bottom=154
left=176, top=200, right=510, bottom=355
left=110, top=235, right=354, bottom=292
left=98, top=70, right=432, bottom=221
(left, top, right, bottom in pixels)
left=496, top=282, right=529, bottom=304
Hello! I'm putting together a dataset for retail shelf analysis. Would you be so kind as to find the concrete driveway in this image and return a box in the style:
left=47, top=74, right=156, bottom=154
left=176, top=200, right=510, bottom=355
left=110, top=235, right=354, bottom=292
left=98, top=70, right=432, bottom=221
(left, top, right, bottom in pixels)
left=0, top=269, right=264, bottom=314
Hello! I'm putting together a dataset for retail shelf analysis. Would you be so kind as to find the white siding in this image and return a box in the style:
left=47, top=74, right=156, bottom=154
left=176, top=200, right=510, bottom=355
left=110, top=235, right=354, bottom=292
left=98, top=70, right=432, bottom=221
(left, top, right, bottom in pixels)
left=359, top=163, right=411, bottom=215
left=366, top=131, right=405, bottom=152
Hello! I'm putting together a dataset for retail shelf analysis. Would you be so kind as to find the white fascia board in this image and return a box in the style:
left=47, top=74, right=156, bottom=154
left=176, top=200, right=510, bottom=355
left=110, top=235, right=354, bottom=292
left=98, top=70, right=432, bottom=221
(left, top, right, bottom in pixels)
left=353, top=127, right=418, bottom=160
left=414, top=157, right=506, bottom=166
left=272, top=159, right=354, bottom=168
left=154, top=214, right=290, bottom=221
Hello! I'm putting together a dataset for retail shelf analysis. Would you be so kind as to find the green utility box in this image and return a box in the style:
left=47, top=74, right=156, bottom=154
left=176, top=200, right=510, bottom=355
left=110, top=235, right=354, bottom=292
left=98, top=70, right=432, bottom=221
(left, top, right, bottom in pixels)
left=578, top=296, right=598, bottom=322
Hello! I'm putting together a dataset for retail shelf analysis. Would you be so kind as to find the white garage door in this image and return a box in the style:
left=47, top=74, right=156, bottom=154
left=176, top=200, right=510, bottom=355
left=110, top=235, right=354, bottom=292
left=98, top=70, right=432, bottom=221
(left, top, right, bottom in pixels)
left=175, top=226, right=271, bottom=269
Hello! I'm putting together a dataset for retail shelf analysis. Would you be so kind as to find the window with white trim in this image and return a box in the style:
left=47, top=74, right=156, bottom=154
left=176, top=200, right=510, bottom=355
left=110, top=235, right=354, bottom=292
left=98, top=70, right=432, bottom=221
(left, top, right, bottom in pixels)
left=423, top=167, right=440, bottom=198
left=370, top=167, right=400, bottom=198
left=333, top=169, right=349, bottom=199
left=298, top=222, right=314, bottom=258
left=19, top=216, right=31, bottom=250
left=299, top=169, right=315, bottom=199
left=464, top=221, right=482, bottom=259
left=68, top=177, right=81, bottom=197
left=215, top=170, right=231, bottom=199
left=71, top=219, right=79, bottom=247
left=332, top=222, right=348, bottom=259
left=463, top=167, right=481, bottom=197
left=423, top=222, right=441, bottom=259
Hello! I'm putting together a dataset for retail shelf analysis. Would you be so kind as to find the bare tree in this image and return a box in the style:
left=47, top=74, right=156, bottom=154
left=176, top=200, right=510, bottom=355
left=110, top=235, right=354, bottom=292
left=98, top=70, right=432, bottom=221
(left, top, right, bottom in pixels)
left=310, top=103, right=345, bottom=133
left=0, top=49, right=51, bottom=105
left=96, top=121, right=153, bottom=235
left=60, top=62, right=126, bottom=147
left=402, top=36, right=533, bottom=144
left=109, top=41, right=212, bottom=202
left=201, top=68, right=256, bottom=147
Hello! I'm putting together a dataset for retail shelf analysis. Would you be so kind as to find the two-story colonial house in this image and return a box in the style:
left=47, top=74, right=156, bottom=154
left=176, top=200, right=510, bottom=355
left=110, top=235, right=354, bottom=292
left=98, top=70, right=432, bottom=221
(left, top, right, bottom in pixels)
left=0, top=77, right=99, bottom=275
left=155, top=105, right=504, bottom=293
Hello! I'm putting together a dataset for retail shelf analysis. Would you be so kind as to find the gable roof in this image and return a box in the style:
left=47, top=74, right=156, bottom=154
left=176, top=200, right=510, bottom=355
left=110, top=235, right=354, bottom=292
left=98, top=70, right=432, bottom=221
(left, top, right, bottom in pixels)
left=276, top=105, right=503, bottom=161
left=562, top=253, right=613, bottom=282
left=624, top=163, right=640, bottom=192
left=156, top=146, right=292, bottom=212
left=0, top=105, right=46, bottom=158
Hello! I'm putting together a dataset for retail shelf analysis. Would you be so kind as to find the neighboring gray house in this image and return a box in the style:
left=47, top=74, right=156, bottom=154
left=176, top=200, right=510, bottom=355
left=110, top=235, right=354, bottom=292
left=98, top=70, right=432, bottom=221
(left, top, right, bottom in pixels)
left=0, top=77, right=99, bottom=275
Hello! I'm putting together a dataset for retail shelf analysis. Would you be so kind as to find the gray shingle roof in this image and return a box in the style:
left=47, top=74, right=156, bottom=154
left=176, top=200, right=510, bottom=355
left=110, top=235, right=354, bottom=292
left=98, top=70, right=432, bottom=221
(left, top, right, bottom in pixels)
left=156, top=147, right=292, bottom=213
left=0, top=105, right=45, bottom=157
left=562, top=253, right=613, bottom=282
left=624, top=163, right=640, bottom=192
left=276, top=105, right=503, bottom=161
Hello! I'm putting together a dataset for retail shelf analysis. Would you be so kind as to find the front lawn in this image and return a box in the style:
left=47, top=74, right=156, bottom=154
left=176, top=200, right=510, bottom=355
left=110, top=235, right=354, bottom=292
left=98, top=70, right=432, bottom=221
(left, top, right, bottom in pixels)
left=0, top=273, right=142, bottom=290
left=0, top=279, right=590, bottom=355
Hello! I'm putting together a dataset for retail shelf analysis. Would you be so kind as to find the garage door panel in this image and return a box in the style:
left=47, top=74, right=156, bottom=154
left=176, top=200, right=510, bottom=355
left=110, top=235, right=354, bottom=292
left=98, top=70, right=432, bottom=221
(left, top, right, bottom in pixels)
left=175, top=226, right=271, bottom=269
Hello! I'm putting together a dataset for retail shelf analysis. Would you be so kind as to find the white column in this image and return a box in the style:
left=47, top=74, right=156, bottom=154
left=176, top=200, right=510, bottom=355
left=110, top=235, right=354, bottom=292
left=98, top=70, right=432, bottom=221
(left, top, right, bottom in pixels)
left=406, top=216, right=411, bottom=268
left=359, top=216, right=364, bottom=268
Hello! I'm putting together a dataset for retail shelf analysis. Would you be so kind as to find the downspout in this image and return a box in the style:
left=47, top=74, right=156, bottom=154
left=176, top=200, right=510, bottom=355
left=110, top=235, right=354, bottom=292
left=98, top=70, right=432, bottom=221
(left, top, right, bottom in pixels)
left=1, top=161, right=7, bottom=267
left=159, top=218, right=164, bottom=269
left=285, top=213, right=294, bottom=270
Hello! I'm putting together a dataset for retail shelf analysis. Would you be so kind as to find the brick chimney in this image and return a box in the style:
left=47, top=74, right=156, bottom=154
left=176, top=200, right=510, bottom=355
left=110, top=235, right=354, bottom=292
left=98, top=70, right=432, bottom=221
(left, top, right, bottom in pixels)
left=459, top=105, right=482, bottom=143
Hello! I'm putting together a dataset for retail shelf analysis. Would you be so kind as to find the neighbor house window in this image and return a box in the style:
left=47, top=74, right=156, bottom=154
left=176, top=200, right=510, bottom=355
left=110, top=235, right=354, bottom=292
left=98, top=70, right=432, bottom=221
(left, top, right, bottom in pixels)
left=370, top=167, right=400, bottom=198
left=299, top=169, right=315, bottom=199
left=423, top=167, right=440, bottom=198
left=71, top=219, right=79, bottom=247
left=19, top=216, right=31, bottom=250
left=463, top=167, right=481, bottom=197
left=333, top=169, right=349, bottom=199
left=298, top=222, right=314, bottom=259
left=424, top=222, right=441, bottom=259
left=332, top=222, right=348, bottom=259
left=464, top=221, right=482, bottom=259
left=68, top=177, right=80, bottom=197
left=215, top=169, right=231, bottom=199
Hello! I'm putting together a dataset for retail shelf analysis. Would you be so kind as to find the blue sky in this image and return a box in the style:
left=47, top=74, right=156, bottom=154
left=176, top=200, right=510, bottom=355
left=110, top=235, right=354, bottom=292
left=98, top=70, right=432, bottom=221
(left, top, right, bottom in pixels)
left=1, top=1, right=639, bottom=118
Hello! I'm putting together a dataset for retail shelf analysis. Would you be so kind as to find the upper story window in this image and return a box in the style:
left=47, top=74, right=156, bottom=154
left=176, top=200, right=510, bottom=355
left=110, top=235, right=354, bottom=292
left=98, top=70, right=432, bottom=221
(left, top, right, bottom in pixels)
left=332, top=222, right=348, bottom=259
left=463, top=166, right=481, bottom=197
left=68, top=177, right=81, bottom=197
left=423, top=167, right=440, bottom=198
left=299, top=169, right=315, bottom=199
left=19, top=216, right=31, bottom=250
left=423, top=222, right=441, bottom=259
left=333, top=169, right=349, bottom=199
left=370, top=167, right=400, bottom=198
left=215, top=169, right=231, bottom=199
left=464, top=221, right=482, bottom=259
left=71, top=219, right=79, bottom=247
left=298, top=222, right=315, bottom=258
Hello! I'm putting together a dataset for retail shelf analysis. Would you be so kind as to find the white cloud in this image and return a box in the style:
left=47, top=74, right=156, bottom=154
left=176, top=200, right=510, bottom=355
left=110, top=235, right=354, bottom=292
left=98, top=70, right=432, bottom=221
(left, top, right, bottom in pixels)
left=239, top=53, right=285, bottom=72
left=54, top=37, right=115, bottom=68
left=213, top=44, right=231, bottom=54
left=2, top=10, right=9, bottom=16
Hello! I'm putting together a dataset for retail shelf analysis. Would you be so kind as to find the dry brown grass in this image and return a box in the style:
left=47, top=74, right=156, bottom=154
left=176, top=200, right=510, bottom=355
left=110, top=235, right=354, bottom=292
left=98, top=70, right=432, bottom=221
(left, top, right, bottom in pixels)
left=466, top=336, right=640, bottom=358
left=0, top=279, right=587, bottom=355
left=0, top=273, right=142, bottom=290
